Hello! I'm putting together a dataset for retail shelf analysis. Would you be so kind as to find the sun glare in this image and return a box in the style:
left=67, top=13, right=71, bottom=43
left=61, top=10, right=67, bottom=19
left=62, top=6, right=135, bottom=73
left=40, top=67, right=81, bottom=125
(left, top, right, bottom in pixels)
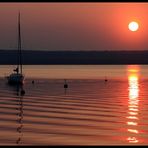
left=128, top=21, right=139, bottom=32
left=126, top=66, right=140, bottom=144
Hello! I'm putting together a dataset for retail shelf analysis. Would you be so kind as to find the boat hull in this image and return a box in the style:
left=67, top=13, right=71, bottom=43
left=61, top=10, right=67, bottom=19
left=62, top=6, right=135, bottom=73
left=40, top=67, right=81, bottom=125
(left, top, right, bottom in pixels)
left=7, top=73, right=24, bottom=85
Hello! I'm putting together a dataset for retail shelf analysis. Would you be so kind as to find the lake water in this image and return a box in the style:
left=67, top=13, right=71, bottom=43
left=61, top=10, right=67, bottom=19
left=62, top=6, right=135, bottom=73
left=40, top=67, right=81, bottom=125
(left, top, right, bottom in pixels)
left=0, top=65, right=148, bottom=145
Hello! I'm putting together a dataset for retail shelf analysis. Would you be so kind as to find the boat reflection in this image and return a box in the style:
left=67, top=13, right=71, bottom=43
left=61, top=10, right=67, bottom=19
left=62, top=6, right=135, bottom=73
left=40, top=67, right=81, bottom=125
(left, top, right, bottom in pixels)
left=15, top=85, right=24, bottom=145
left=126, top=66, right=140, bottom=143
left=7, top=82, right=25, bottom=145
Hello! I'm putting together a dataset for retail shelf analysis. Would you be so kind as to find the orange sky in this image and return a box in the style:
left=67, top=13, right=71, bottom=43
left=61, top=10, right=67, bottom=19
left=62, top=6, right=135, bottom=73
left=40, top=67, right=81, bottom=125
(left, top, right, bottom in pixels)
left=0, top=2, right=148, bottom=51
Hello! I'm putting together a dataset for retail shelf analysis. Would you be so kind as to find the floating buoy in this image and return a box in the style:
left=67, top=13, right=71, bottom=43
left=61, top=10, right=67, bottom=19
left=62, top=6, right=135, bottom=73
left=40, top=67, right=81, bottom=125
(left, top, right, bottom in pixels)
left=21, top=89, right=25, bottom=95
left=104, top=76, right=108, bottom=82
left=64, top=84, right=68, bottom=88
left=64, top=79, right=68, bottom=88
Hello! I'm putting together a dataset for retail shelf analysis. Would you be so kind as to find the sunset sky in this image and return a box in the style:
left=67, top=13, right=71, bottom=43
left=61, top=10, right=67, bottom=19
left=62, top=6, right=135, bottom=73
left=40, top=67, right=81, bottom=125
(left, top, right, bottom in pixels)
left=0, top=2, right=148, bottom=51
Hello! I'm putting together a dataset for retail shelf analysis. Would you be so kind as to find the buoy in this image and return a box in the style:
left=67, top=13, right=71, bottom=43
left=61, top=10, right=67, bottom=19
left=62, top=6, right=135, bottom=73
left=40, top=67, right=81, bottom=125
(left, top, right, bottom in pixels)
left=64, top=79, right=68, bottom=88
left=21, top=89, right=25, bottom=95
left=64, top=84, right=68, bottom=88
left=104, top=77, right=108, bottom=82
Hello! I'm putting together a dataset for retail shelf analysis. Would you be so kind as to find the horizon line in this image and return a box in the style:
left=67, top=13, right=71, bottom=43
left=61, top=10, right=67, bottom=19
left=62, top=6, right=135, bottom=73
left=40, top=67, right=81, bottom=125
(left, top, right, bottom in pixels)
left=0, top=49, right=148, bottom=52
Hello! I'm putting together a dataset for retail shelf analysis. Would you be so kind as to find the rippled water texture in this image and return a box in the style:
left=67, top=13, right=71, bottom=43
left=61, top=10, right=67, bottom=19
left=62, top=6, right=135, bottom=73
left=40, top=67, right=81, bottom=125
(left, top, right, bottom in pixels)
left=0, top=65, right=148, bottom=145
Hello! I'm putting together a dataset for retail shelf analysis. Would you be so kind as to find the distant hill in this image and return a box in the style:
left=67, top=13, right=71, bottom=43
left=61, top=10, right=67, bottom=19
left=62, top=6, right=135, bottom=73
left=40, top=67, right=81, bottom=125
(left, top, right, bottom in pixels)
left=0, top=50, right=148, bottom=64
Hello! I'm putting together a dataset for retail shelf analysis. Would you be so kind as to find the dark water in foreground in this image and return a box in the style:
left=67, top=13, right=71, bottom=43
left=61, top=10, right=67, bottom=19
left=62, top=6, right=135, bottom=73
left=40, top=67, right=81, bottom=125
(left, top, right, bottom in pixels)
left=0, top=77, right=148, bottom=145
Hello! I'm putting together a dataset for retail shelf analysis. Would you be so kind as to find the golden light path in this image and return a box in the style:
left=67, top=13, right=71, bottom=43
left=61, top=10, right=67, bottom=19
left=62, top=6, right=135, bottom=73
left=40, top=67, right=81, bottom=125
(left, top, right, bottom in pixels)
left=126, top=66, right=140, bottom=143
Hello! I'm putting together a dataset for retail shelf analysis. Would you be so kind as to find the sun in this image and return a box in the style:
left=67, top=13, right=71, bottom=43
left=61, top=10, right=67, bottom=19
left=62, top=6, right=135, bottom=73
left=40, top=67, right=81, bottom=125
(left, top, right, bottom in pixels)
left=128, top=21, right=139, bottom=32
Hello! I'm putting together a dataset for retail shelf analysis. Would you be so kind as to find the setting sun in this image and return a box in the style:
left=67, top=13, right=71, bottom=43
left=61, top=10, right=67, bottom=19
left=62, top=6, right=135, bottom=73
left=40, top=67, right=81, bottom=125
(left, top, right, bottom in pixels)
left=128, top=21, right=139, bottom=32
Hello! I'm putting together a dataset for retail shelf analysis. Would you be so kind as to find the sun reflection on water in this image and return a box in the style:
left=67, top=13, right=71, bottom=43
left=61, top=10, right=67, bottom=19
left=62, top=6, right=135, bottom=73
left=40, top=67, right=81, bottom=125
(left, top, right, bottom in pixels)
left=126, top=66, right=140, bottom=144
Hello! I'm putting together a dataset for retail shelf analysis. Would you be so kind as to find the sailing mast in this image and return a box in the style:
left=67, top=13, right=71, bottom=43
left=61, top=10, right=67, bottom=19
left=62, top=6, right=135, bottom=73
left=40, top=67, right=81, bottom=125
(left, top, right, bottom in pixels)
left=18, top=11, right=22, bottom=74
left=7, top=11, right=24, bottom=85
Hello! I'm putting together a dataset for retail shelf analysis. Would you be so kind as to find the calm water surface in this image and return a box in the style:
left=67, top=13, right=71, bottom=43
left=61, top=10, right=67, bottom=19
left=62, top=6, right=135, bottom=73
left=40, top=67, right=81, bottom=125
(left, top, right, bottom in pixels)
left=0, top=65, right=148, bottom=145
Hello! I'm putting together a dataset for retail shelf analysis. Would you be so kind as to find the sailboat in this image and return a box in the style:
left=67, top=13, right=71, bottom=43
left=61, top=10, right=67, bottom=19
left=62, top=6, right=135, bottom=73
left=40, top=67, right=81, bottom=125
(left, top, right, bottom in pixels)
left=6, top=12, right=24, bottom=85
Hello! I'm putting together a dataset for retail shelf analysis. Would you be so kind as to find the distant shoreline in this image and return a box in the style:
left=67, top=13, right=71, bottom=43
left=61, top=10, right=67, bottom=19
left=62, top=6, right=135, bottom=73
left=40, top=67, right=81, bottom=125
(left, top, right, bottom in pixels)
left=0, top=50, right=148, bottom=64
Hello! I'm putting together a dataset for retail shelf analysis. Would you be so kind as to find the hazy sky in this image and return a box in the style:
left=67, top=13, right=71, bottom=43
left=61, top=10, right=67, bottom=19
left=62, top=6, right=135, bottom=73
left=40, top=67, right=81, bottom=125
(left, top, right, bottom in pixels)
left=0, top=2, right=148, bottom=51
